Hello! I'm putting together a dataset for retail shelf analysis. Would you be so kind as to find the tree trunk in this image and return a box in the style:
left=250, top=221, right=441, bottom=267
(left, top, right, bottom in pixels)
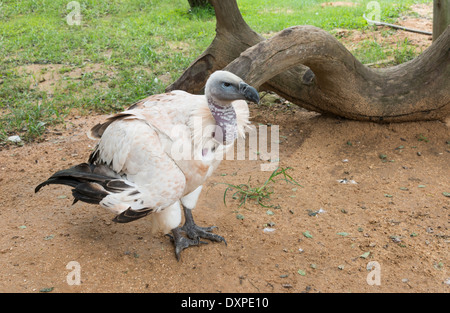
left=169, top=0, right=450, bottom=122
left=168, top=0, right=311, bottom=98
left=224, top=25, right=450, bottom=122
left=167, top=0, right=265, bottom=94
left=433, top=0, right=450, bottom=41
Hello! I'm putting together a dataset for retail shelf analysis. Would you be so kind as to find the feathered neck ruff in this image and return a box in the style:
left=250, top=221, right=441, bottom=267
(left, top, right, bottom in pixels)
left=188, top=97, right=251, bottom=155
left=207, top=98, right=238, bottom=144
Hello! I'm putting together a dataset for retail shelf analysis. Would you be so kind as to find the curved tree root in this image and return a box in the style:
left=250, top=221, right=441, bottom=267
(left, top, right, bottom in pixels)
left=224, top=25, right=450, bottom=122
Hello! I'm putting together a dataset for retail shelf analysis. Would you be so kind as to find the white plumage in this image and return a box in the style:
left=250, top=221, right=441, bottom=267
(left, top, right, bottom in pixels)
left=36, top=71, right=259, bottom=259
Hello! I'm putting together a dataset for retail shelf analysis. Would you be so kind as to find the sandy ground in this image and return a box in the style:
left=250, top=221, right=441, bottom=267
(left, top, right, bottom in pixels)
left=0, top=3, right=448, bottom=293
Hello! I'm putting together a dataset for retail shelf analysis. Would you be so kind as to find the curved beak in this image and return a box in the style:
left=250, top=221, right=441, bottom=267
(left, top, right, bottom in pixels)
left=239, top=82, right=260, bottom=104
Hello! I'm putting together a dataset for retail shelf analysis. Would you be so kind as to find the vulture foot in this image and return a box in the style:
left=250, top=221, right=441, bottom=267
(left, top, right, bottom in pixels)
left=166, top=227, right=208, bottom=261
left=167, top=206, right=227, bottom=260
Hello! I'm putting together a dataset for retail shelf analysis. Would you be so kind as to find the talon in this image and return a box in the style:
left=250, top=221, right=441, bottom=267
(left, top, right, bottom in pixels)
left=168, top=206, right=227, bottom=260
left=169, top=228, right=208, bottom=261
left=181, top=224, right=225, bottom=244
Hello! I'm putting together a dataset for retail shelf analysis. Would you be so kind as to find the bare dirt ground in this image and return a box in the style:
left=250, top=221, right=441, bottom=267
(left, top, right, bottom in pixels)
left=0, top=4, right=448, bottom=293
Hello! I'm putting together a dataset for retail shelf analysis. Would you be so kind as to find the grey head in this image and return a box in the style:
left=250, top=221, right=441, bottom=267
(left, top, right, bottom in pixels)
left=205, top=71, right=260, bottom=106
left=204, top=71, right=259, bottom=145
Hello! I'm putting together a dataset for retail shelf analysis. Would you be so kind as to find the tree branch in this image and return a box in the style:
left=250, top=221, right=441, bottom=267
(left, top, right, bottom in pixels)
left=224, top=25, right=450, bottom=122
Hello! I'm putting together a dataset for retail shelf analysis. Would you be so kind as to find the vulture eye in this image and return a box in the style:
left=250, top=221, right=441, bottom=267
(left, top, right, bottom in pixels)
left=222, top=82, right=232, bottom=88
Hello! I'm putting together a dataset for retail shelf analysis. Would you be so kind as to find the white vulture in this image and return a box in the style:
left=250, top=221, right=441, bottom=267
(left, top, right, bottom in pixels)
left=35, top=70, right=260, bottom=260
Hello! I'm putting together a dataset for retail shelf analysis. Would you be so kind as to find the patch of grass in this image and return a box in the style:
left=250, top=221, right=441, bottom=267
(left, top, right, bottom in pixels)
left=240, top=0, right=429, bottom=33
left=187, top=2, right=215, bottom=19
left=393, top=38, right=419, bottom=64
left=222, top=167, right=302, bottom=208
left=0, top=100, right=65, bottom=142
left=416, top=133, right=429, bottom=142
left=351, top=37, right=422, bottom=66
left=352, top=39, right=388, bottom=64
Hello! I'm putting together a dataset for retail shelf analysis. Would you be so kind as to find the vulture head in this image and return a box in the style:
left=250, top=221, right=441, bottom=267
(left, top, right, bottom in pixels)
left=204, top=71, right=259, bottom=144
left=205, top=71, right=260, bottom=106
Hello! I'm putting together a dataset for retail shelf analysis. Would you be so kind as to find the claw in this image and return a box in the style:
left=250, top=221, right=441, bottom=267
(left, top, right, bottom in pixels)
left=181, top=224, right=227, bottom=246
left=168, top=228, right=208, bottom=261
left=167, top=206, right=227, bottom=260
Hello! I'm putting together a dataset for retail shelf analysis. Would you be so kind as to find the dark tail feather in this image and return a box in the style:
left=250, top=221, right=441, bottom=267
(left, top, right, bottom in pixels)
left=35, top=163, right=122, bottom=205
left=36, top=163, right=149, bottom=223
left=113, top=207, right=154, bottom=223
left=72, top=182, right=109, bottom=204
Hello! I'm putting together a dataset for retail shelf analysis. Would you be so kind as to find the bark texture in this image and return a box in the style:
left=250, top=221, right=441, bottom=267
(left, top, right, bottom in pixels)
left=433, top=0, right=450, bottom=41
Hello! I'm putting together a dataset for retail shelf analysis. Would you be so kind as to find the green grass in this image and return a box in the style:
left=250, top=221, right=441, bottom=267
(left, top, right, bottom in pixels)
left=0, top=0, right=431, bottom=144
left=222, top=167, right=302, bottom=208
left=352, top=37, right=422, bottom=65
left=393, top=38, right=419, bottom=63
left=239, top=0, right=428, bottom=32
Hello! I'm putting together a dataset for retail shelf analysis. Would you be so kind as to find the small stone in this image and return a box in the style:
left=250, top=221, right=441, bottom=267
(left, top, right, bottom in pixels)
left=7, top=135, right=22, bottom=143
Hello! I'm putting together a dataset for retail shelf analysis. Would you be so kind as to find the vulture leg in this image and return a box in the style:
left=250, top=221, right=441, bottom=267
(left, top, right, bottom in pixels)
left=168, top=205, right=227, bottom=260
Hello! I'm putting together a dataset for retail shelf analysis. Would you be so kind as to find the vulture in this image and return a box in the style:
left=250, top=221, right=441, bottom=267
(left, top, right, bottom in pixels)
left=35, top=71, right=260, bottom=260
